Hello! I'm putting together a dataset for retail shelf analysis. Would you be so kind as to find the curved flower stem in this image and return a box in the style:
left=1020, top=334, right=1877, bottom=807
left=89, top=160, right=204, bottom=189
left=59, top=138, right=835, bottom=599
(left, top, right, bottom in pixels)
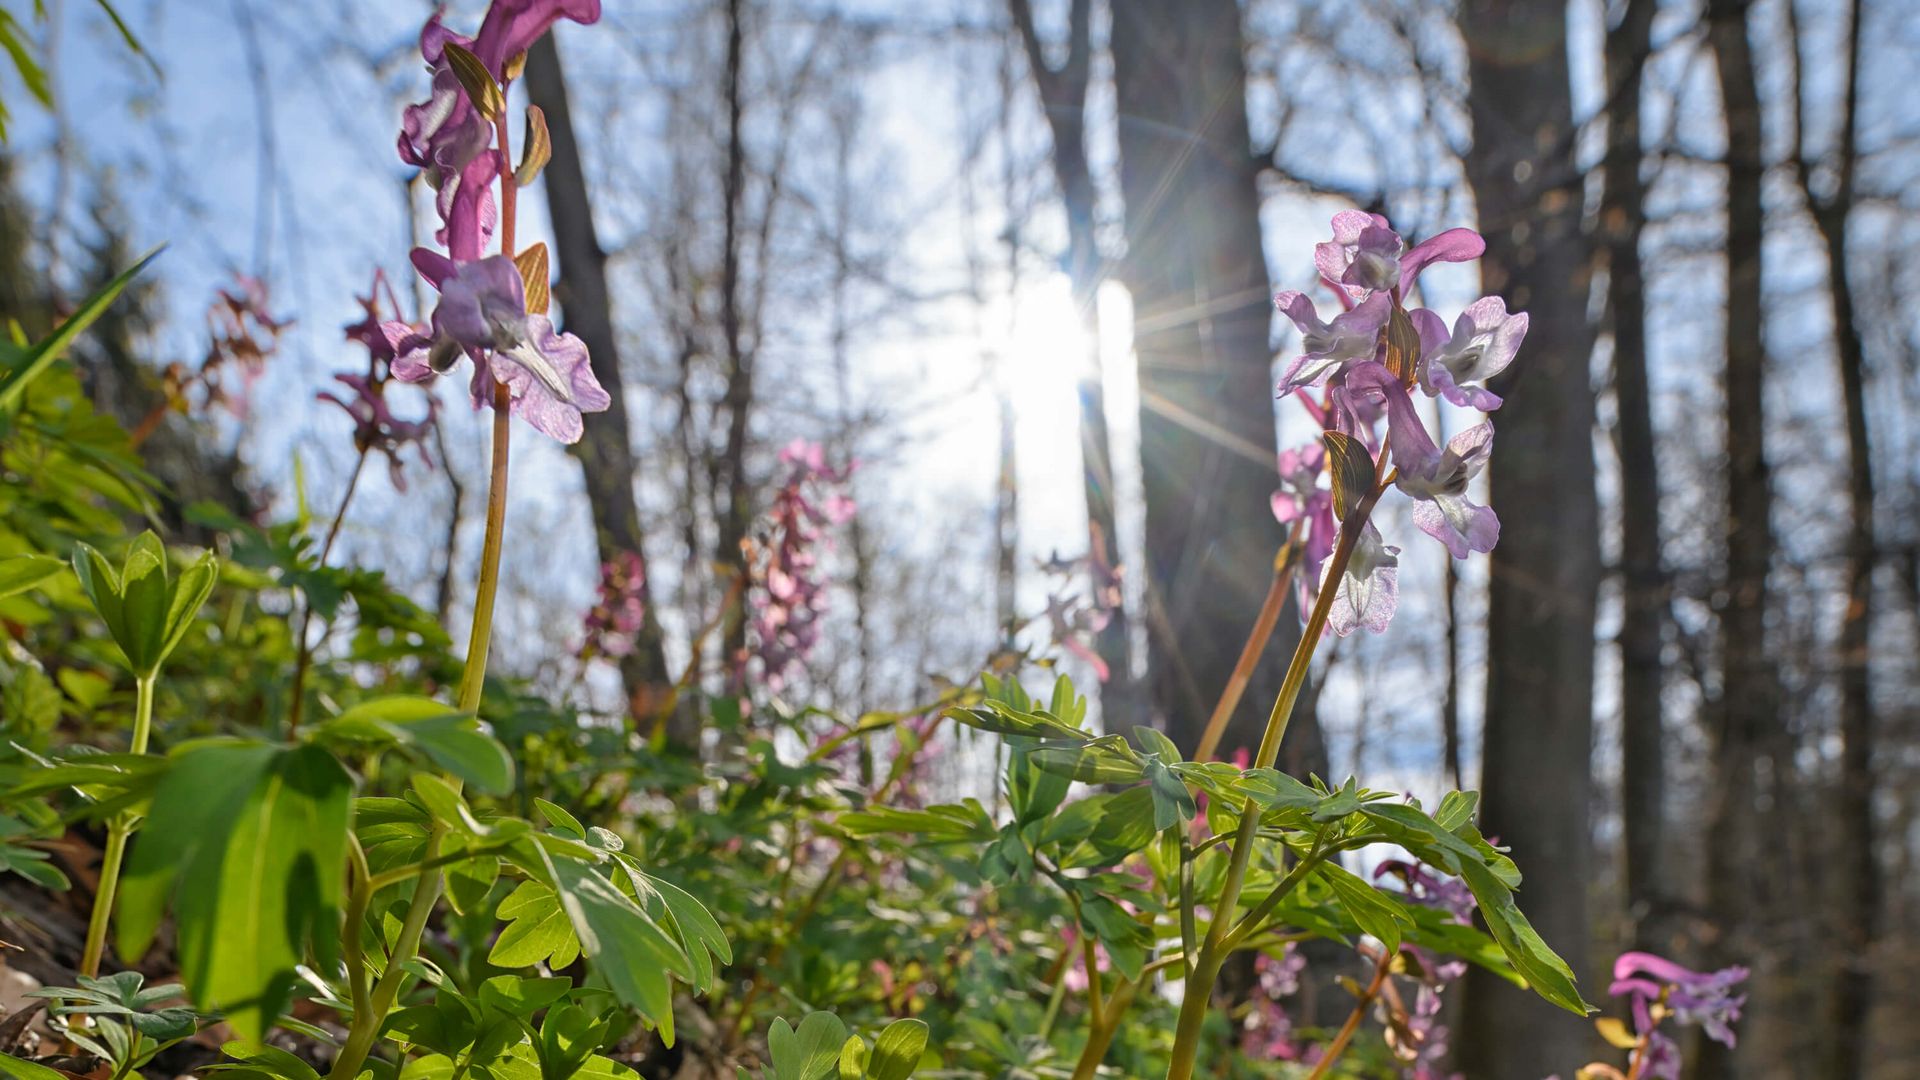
left=1191, top=523, right=1303, bottom=763
left=1165, top=480, right=1389, bottom=1080
left=328, top=87, right=522, bottom=1080
left=1303, top=946, right=1393, bottom=1080
left=289, top=447, right=371, bottom=737
left=80, top=672, right=155, bottom=977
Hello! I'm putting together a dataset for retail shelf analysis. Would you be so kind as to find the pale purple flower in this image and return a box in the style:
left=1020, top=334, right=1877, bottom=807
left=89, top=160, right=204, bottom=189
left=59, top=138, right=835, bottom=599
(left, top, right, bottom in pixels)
left=581, top=551, right=647, bottom=659
left=737, top=440, right=854, bottom=691
left=397, top=17, right=493, bottom=185
left=472, top=0, right=603, bottom=76
left=1373, top=859, right=1476, bottom=927
left=436, top=151, right=503, bottom=263
left=1313, top=210, right=1486, bottom=303
left=392, top=255, right=609, bottom=444
left=317, top=374, right=438, bottom=492
left=1241, top=947, right=1306, bottom=1061
left=1346, top=363, right=1499, bottom=559
left=1611, top=952, right=1749, bottom=1050
left=1271, top=443, right=1337, bottom=612
left=1412, top=296, right=1529, bottom=412
left=1274, top=290, right=1391, bottom=395
left=1323, top=520, right=1399, bottom=637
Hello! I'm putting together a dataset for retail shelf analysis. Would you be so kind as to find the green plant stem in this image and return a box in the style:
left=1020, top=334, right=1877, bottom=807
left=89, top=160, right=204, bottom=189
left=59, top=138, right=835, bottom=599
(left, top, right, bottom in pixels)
left=288, top=447, right=370, bottom=737
left=1164, top=481, right=1388, bottom=1080
left=328, top=102, right=520, bottom=1080
left=80, top=672, right=154, bottom=977
left=343, top=837, right=373, bottom=1027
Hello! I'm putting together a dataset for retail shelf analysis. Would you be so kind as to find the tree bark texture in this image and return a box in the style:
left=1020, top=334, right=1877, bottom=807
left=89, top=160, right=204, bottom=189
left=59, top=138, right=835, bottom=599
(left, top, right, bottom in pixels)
left=1455, top=3, right=1601, bottom=1077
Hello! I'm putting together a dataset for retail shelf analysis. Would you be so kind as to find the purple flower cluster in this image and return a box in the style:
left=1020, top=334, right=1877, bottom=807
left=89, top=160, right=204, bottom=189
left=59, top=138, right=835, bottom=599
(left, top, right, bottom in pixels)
left=1240, top=945, right=1307, bottom=1061
left=320, top=271, right=438, bottom=490
left=1270, top=211, right=1528, bottom=637
left=738, top=440, right=854, bottom=692
left=379, top=1, right=611, bottom=445
left=580, top=551, right=647, bottom=660
left=1373, top=858, right=1476, bottom=927
left=1605, top=952, right=1748, bottom=1080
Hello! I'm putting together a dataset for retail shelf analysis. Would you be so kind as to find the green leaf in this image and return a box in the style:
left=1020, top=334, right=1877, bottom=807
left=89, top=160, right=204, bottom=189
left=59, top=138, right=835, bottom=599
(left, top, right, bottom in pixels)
left=90, top=0, right=162, bottom=79
left=836, top=801, right=994, bottom=843
left=768, top=1013, right=848, bottom=1080
left=218, top=1040, right=324, bottom=1080
left=0, top=1053, right=71, bottom=1080
left=1317, top=863, right=1410, bottom=956
left=158, top=551, right=217, bottom=669
left=477, top=975, right=573, bottom=1019
left=0, top=555, right=62, bottom=600
left=411, top=773, right=489, bottom=836
left=1132, top=725, right=1182, bottom=764
left=116, top=742, right=352, bottom=1040
left=1145, top=760, right=1196, bottom=831
left=1355, top=802, right=1588, bottom=1014
left=836, top=1035, right=867, bottom=1080
left=545, top=856, right=690, bottom=1044
left=616, top=861, right=732, bottom=992
left=443, top=834, right=501, bottom=916
left=534, top=798, right=586, bottom=839
left=1026, top=735, right=1143, bottom=784
left=1076, top=895, right=1149, bottom=980
left=319, top=697, right=514, bottom=795
left=0, top=248, right=161, bottom=411
left=490, top=881, right=581, bottom=970
left=867, top=1018, right=928, bottom=1080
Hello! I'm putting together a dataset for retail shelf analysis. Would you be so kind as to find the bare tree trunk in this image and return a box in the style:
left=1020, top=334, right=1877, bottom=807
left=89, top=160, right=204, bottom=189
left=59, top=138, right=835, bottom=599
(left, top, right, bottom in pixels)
left=1788, top=1, right=1878, bottom=1073
left=1697, top=2, right=1777, bottom=1075
left=1602, top=0, right=1669, bottom=954
left=994, top=42, right=1021, bottom=644
left=1009, top=0, right=1138, bottom=730
left=1107, top=0, right=1296, bottom=759
left=712, top=0, right=756, bottom=663
left=827, top=96, right=874, bottom=716
left=523, top=35, right=674, bottom=726
left=1455, top=3, right=1600, bottom=1077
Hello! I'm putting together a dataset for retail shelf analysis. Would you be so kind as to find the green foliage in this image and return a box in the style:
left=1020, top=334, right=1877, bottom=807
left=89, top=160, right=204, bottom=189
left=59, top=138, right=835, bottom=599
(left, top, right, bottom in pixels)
left=0, top=249, right=160, bottom=409
left=71, top=530, right=217, bottom=678
left=115, top=741, right=352, bottom=1039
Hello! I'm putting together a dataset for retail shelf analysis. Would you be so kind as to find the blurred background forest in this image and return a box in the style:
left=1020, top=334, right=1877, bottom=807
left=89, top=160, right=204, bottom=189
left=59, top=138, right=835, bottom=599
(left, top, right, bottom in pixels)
left=0, top=0, right=1917, bottom=1077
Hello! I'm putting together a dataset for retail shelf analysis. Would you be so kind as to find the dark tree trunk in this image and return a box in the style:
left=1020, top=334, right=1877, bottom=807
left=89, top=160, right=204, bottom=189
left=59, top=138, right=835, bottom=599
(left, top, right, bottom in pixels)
left=1697, top=1, right=1777, bottom=1075
left=523, top=35, right=674, bottom=729
left=1107, top=0, right=1298, bottom=760
left=1009, top=0, right=1138, bottom=731
left=712, top=0, right=756, bottom=664
left=1602, top=0, right=1669, bottom=953
left=1455, top=3, right=1600, bottom=1078
left=1791, top=1, right=1878, bottom=1074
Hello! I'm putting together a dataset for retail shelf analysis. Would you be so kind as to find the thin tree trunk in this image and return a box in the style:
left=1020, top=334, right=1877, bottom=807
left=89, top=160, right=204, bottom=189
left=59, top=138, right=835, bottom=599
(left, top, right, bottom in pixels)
left=1455, top=4, right=1600, bottom=1077
left=1697, top=2, right=1776, bottom=1075
left=713, top=0, right=756, bottom=663
left=523, top=35, right=674, bottom=725
left=1107, top=0, right=1297, bottom=759
left=1009, top=0, right=1137, bottom=730
left=1789, top=0, right=1878, bottom=1073
left=1602, top=0, right=1668, bottom=954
